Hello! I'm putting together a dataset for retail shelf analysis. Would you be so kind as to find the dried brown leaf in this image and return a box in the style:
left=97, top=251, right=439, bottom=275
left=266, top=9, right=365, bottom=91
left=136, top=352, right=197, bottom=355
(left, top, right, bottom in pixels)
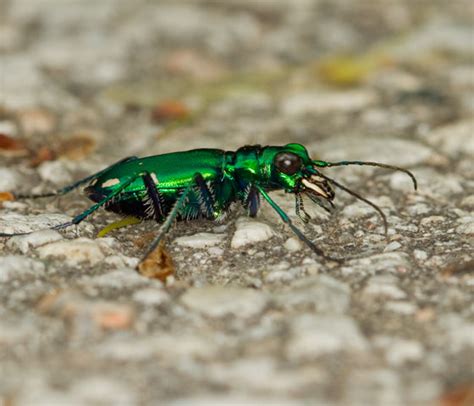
left=137, top=243, right=175, bottom=283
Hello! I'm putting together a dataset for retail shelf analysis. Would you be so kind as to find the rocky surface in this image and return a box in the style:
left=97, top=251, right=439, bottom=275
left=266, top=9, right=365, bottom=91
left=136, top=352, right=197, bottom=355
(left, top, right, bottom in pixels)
left=0, top=1, right=473, bottom=405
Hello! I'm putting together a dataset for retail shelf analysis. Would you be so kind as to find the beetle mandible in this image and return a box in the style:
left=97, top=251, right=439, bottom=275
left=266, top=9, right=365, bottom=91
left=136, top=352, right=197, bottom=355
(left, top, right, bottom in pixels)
left=0, top=143, right=417, bottom=262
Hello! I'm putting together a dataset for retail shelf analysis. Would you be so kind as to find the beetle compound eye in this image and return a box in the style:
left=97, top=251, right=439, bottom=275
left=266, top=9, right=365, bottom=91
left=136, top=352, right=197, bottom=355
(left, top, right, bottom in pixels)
left=274, top=152, right=302, bottom=175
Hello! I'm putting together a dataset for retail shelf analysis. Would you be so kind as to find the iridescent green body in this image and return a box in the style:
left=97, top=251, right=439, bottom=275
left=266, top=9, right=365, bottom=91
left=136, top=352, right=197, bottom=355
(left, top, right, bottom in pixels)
left=85, top=144, right=313, bottom=222
left=1, top=143, right=417, bottom=262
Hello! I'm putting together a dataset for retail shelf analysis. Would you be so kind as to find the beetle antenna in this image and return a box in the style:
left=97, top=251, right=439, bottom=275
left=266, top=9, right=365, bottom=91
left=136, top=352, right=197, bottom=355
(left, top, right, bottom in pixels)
left=313, top=160, right=417, bottom=191
left=317, top=172, right=389, bottom=238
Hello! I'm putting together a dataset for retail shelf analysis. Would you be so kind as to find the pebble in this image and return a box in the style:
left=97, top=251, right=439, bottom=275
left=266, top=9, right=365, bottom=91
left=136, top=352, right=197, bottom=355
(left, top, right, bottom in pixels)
left=275, top=275, right=350, bottom=314
left=6, top=230, right=63, bottom=254
left=384, top=241, right=402, bottom=252
left=456, top=216, right=474, bottom=235
left=284, top=237, right=302, bottom=252
left=413, top=250, right=428, bottom=261
left=375, top=337, right=424, bottom=366
left=460, top=195, right=474, bottom=210
left=97, top=333, right=219, bottom=362
left=69, top=377, right=138, bottom=405
left=169, top=396, right=301, bottom=406
left=425, top=119, right=474, bottom=157
left=0, top=255, right=45, bottom=282
left=389, top=171, right=418, bottom=192
left=343, top=253, right=411, bottom=275
left=37, top=160, right=73, bottom=186
left=207, top=246, right=224, bottom=256
left=343, top=369, right=402, bottom=406
left=0, top=168, right=21, bottom=190
left=264, top=270, right=295, bottom=284
left=39, top=290, right=135, bottom=334
left=342, top=202, right=374, bottom=219
left=286, top=315, right=368, bottom=360
left=37, top=238, right=105, bottom=266
left=0, top=212, right=72, bottom=235
left=439, top=314, right=474, bottom=350
left=231, top=217, right=276, bottom=249
left=363, top=275, right=407, bottom=300
left=174, top=232, right=225, bottom=248
left=0, top=120, right=18, bottom=136
left=86, top=269, right=150, bottom=289
left=132, top=287, right=170, bottom=306
left=385, top=301, right=417, bottom=315
left=204, top=357, right=326, bottom=394
left=180, top=286, right=268, bottom=319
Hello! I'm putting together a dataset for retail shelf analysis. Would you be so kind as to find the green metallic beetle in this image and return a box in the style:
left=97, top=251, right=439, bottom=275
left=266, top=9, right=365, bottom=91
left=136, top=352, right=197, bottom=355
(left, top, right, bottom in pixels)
left=0, top=143, right=417, bottom=262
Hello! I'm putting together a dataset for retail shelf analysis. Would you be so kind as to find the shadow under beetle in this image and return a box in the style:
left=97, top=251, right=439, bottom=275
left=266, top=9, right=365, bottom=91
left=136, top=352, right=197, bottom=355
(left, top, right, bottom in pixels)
left=0, top=143, right=417, bottom=262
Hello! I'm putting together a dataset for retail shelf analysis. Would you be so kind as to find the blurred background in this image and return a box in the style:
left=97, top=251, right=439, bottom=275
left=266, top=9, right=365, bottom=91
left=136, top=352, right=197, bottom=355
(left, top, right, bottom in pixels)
left=1, top=0, right=472, bottom=161
left=1, top=1, right=473, bottom=405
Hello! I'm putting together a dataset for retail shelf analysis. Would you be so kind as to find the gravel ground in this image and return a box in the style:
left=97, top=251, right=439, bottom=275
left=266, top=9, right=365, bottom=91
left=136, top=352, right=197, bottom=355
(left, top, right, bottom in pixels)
left=0, top=1, right=473, bottom=405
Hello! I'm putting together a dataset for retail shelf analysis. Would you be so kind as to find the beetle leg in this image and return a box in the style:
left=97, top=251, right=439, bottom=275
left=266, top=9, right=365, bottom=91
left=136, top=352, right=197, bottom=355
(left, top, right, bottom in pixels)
left=141, top=180, right=195, bottom=261
left=245, top=185, right=260, bottom=218
left=193, top=173, right=217, bottom=220
left=142, top=172, right=165, bottom=221
left=255, top=185, right=342, bottom=263
left=13, top=156, right=138, bottom=199
left=295, top=193, right=311, bottom=223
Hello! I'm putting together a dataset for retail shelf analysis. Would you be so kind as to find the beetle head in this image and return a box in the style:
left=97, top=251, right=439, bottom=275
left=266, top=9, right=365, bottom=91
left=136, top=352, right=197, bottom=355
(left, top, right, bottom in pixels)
left=268, top=143, right=335, bottom=203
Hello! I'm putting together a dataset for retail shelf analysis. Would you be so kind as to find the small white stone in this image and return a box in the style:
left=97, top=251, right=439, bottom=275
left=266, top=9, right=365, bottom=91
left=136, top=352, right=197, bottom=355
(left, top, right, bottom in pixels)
left=231, top=217, right=276, bottom=249
left=0, top=256, right=45, bottom=282
left=284, top=237, right=302, bottom=252
left=133, top=287, right=169, bottom=305
left=342, top=201, right=378, bottom=219
left=383, top=241, right=402, bottom=252
left=275, top=275, right=350, bottom=314
left=0, top=213, right=72, bottom=235
left=425, top=119, right=474, bottom=157
left=0, top=120, right=17, bottom=136
left=37, top=238, right=105, bottom=266
left=420, top=216, right=445, bottom=227
left=6, top=230, right=63, bottom=254
left=413, top=249, right=428, bottom=261
left=169, top=396, right=300, bottom=406
left=364, top=275, right=407, bottom=299
left=71, top=377, right=137, bottom=405
left=439, top=314, right=474, bottom=350
left=180, top=286, right=268, bottom=319
left=286, top=315, right=368, bottom=360
left=37, top=160, right=73, bottom=185
left=264, top=270, right=294, bottom=284
left=86, top=269, right=150, bottom=289
left=344, top=252, right=411, bottom=275
left=389, top=171, right=417, bottom=192
left=460, top=195, right=474, bottom=210
left=174, top=232, right=225, bottom=248
left=0, top=168, right=21, bottom=190
left=456, top=217, right=474, bottom=235
left=385, top=301, right=417, bottom=315
left=385, top=339, right=424, bottom=366
left=207, top=246, right=224, bottom=256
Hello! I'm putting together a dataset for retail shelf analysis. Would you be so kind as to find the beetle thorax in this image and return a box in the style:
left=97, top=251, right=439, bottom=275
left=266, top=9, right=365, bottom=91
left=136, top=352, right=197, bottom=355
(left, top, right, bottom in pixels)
left=227, top=145, right=265, bottom=184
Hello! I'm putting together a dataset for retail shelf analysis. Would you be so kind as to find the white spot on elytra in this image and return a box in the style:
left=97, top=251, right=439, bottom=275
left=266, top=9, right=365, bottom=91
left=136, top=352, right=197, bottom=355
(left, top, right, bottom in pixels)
left=102, top=178, right=120, bottom=188
left=151, top=173, right=159, bottom=183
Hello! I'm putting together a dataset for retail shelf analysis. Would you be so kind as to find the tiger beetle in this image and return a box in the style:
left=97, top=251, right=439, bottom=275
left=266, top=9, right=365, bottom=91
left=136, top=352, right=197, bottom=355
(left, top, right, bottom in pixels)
left=0, top=143, right=417, bottom=263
